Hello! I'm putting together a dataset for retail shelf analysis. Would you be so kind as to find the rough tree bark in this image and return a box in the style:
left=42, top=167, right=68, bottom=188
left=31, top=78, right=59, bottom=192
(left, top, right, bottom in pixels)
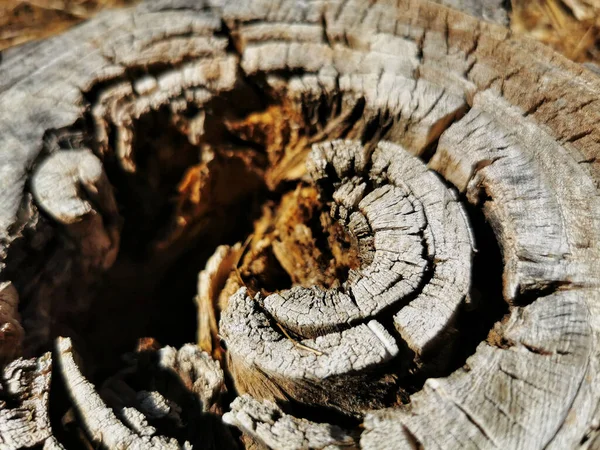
left=1, top=0, right=600, bottom=449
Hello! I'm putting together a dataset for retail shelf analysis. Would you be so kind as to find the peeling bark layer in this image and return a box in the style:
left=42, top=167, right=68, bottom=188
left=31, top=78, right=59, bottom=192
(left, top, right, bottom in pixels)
left=1, top=0, right=600, bottom=449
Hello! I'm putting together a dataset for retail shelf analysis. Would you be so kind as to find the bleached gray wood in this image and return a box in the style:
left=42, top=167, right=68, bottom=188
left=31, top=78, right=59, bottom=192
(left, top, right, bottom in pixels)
left=361, top=289, right=598, bottom=450
left=136, top=390, right=183, bottom=423
left=221, top=287, right=399, bottom=414
left=0, top=0, right=599, bottom=448
left=31, top=148, right=121, bottom=271
left=0, top=353, right=64, bottom=450
left=92, top=56, right=238, bottom=171
left=56, top=337, right=184, bottom=449
left=256, top=140, right=473, bottom=356
left=55, top=337, right=231, bottom=449
left=156, top=344, right=225, bottom=412
left=223, top=395, right=357, bottom=450
left=584, top=62, right=600, bottom=77
left=264, top=140, right=429, bottom=337
left=430, top=91, right=600, bottom=301
left=220, top=137, right=472, bottom=411
left=370, top=141, right=474, bottom=358
left=238, top=25, right=467, bottom=157
left=432, top=0, right=509, bottom=25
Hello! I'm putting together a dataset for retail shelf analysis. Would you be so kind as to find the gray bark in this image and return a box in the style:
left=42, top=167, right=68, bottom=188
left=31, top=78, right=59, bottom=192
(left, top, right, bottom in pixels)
left=0, top=0, right=599, bottom=449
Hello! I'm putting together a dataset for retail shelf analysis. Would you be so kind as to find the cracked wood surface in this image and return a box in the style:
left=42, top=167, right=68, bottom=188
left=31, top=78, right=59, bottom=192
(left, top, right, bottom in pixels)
left=0, top=0, right=599, bottom=449
left=219, top=139, right=472, bottom=414
left=223, top=395, right=357, bottom=450
left=57, top=337, right=183, bottom=450
left=57, top=337, right=233, bottom=449
left=0, top=353, right=63, bottom=449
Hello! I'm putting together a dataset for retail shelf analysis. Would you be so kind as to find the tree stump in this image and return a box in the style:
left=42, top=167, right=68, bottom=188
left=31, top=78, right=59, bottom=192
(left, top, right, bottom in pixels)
left=1, top=0, right=600, bottom=449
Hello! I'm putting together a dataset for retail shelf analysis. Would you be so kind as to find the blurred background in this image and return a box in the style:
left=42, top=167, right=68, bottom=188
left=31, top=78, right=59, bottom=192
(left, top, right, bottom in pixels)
left=0, top=1, right=599, bottom=63
left=0, top=0, right=136, bottom=50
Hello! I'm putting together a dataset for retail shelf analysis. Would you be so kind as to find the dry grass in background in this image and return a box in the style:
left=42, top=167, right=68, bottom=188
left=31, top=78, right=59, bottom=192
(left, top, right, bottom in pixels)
left=512, top=0, right=600, bottom=63
left=0, top=1, right=136, bottom=51
left=0, top=0, right=599, bottom=61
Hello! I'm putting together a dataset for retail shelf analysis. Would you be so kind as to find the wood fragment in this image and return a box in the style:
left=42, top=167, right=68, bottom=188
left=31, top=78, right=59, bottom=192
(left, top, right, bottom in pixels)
left=56, top=337, right=183, bottom=449
left=58, top=337, right=234, bottom=449
left=0, top=352, right=63, bottom=450
left=31, top=148, right=121, bottom=270
left=223, top=395, right=357, bottom=450
left=196, top=243, right=243, bottom=359
left=156, top=344, right=226, bottom=413
left=221, top=287, right=399, bottom=415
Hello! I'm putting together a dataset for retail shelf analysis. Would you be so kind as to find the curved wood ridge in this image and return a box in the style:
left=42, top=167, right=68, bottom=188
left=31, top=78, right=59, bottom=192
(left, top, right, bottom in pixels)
left=0, top=0, right=599, bottom=449
left=220, top=139, right=473, bottom=414
left=0, top=352, right=63, bottom=449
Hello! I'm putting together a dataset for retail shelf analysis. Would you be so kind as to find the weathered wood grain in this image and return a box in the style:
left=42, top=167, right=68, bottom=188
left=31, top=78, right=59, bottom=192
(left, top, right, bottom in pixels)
left=0, top=353, right=63, bottom=449
left=57, top=337, right=182, bottom=449
left=0, top=0, right=599, bottom=449
left=223, top=395, right=357, bottom=450
left=31, top=148, right=121, bottom=271
left=57, top=337, right=233, bottom=449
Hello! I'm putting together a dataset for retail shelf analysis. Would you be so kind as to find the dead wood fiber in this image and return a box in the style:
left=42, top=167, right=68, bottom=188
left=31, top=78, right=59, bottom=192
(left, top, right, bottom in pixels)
left=1, top=1, right=600, bottom=449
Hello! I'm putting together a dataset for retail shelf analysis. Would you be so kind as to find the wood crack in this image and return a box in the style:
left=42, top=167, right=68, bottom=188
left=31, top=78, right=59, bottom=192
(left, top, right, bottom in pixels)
left=1, top=0, right=600, bottom=448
